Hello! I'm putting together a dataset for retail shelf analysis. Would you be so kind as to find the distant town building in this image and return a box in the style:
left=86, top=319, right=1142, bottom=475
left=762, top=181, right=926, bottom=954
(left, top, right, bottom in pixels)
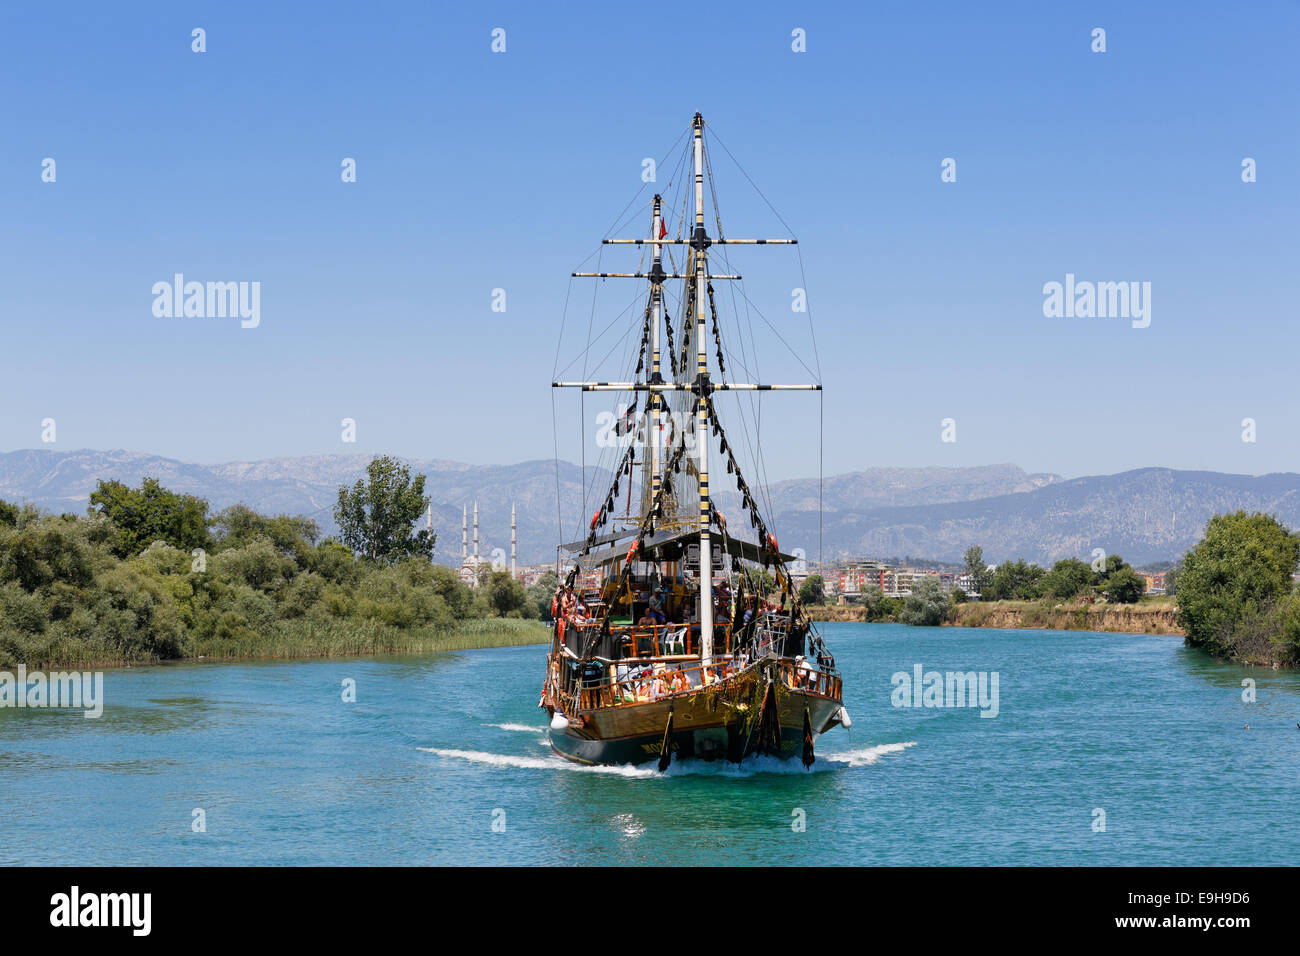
left=838, top=561, right=892, bottom=597
left=834, top=560, right=956, bottom=600
left=1140, top=571, right=1166, bottom=595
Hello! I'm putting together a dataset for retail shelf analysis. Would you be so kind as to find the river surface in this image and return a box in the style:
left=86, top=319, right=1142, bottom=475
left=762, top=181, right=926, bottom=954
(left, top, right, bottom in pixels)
left=3, top=623, right=1298, bottom=865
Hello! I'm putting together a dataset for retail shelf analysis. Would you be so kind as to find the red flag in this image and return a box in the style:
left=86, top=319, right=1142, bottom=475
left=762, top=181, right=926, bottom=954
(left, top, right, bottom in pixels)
left=659, top=220, right=667, bottom=239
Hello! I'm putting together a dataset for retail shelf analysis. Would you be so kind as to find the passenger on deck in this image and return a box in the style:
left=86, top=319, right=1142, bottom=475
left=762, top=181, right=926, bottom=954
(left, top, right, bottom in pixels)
left=715, top=580, right=732, bottom=621
left=637, top=608, right=658, bottom=627
left=650, top=663, right=668, bottom=698
left=648, top=584, right=668, bottom=624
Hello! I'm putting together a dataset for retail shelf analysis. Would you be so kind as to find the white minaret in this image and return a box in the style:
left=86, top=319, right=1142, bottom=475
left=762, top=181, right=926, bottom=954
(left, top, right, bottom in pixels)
left=473, top=500, right=480, bottom=565
left=510, top=502, right=517, bottom=578
left=461, top=506, right=468, bottom=562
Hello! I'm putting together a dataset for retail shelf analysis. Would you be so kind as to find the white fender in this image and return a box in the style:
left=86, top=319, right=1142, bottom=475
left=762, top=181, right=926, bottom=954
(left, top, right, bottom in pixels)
left=837, top=706, right=852, bottom=729
left=550, top=712, right=570, bottom=731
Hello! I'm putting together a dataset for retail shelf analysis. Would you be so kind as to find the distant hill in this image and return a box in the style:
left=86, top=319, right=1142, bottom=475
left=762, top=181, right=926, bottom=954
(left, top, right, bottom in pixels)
left=3, top=449, right=1297, bottom=566
left=774, top=467, right=1300, bottom=565
left=0, top=448, right=599, bottom=566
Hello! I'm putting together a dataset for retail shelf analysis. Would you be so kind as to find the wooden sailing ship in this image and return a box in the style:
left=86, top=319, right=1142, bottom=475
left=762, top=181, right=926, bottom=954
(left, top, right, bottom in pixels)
left=541, top=113, right=848, bottom=770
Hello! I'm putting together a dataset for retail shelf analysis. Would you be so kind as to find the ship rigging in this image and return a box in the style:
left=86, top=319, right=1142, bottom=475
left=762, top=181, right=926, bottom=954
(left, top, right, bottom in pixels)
left=541, top=113, right=846, bottom=769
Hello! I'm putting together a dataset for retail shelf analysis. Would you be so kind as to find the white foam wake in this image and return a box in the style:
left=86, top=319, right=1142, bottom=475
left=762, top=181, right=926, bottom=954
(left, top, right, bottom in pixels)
left=419, top=747, right=658, bottom=777
left=487, top=723, right=544, bottom=733
left=659, top=742, right=916, bottom=776
left=418, top=741, right=916, bottom=778
left=821, top=742, right=917, bottom=767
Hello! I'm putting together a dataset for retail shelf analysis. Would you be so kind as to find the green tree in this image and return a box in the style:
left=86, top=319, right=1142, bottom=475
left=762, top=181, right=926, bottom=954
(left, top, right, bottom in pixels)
left=89, top=478, right=211, bottom=558
left=1041, top=558, right=1094, bottom=599
left=213, top=504, right=319, bottom=559
left=527, top=570, right=560, bottom=621
left=989, top=559, right=1046, bottom=601
left=1164, top=563, right=1181, bottom=597
left=1092, top=553, right=1128, bottom=586
left=485, top=569, right=532, bottom=618
left=962, top=546, right=991, bottom=598
left=333, top=456, right=434, bottom=563
left=1176, top=511, right=1300, bottom=659
left=859, top=587, right=902, bottom=622
left=798, top=574, right=825, bottom=606
left=747, top=567, right=776, bottom=597
left=1102, top=565, right=1146, bottom=604
left=899, top=577, right=951, bottom=626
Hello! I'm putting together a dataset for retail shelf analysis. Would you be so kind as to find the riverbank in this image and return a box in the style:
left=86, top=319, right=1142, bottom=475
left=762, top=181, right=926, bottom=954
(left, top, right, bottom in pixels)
left=951, top=599, right=1182, bottom=634
left=807, top=599, right=1183, bottom=635
left=2, top=617, right=551, bottom=670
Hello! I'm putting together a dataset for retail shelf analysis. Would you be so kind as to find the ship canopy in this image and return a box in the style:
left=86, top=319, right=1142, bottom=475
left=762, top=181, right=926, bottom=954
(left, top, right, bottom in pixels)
left=566, top=525, right=800, bottom=571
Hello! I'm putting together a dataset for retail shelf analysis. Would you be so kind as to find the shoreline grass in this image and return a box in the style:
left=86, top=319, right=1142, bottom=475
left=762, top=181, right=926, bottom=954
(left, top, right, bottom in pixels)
left=1, top=617, right=552, bottom=670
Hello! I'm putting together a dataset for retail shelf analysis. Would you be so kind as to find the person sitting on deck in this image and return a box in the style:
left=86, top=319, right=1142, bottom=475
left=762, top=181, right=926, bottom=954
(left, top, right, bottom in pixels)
left=648, top=585, right=668, bottom=624
left=715, top=580, right=732, bottom=620
left=650, top=663, right=669, bottom=698
left=636, top=608, right=658, bottom=627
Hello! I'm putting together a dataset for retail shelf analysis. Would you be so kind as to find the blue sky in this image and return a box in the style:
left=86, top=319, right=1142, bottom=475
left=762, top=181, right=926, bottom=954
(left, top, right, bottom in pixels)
left=1, top=0, right=1297, bottom=481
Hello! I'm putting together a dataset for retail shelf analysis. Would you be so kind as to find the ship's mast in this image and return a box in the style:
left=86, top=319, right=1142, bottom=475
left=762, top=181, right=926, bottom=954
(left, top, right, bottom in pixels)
left=650, top=195, right=664, bottom=513
left=555, top=112, right=816, bottom=664
left=690, top=112, right=715, bottom=664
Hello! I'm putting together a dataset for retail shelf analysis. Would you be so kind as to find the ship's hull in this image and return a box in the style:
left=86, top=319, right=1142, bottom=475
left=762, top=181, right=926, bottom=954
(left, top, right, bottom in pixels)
left=548, top=671, right=843, bottom=768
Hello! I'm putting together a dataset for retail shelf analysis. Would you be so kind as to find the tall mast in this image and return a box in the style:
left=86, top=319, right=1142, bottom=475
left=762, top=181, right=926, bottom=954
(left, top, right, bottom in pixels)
left=555, top=112, right=817, bottom=660
left=650, top=195, right=665, bottom=514
left=691, top=112, right=714, bottom=665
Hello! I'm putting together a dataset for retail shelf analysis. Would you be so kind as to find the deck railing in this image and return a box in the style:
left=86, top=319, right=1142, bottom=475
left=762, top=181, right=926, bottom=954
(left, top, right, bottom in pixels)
left=566, top=655, right=841, bottom=712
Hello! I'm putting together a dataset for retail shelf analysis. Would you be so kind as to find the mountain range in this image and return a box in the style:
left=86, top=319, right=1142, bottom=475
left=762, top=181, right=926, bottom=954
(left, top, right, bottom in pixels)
left=3, top=448, right=1299, bottom=567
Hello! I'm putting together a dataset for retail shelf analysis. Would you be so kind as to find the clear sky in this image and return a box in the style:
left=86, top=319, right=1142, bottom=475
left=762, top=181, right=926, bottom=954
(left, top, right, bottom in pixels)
left=2, top=0, right=1297, bottom=481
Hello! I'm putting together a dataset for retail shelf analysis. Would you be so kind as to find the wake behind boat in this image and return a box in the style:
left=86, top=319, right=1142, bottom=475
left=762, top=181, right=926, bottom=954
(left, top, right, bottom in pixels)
left=540, top=113, right=848, bottom=771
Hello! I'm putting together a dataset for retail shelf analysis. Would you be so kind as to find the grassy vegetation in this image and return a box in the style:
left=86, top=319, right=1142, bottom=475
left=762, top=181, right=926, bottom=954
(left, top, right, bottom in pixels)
left=2, top=616, right=551, bottom=669
left=0, top=483, right=556, bottom=669
left=951, top=597, right=1179, bottom=632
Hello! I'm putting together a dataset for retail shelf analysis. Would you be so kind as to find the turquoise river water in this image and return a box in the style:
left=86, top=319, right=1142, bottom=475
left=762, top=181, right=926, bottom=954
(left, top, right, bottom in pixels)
left=3, top=623, right=1298, bottom=865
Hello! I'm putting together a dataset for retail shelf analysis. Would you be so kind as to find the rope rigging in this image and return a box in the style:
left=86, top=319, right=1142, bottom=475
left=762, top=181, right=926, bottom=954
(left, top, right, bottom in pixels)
left=553, top=115, right=833, bottom=673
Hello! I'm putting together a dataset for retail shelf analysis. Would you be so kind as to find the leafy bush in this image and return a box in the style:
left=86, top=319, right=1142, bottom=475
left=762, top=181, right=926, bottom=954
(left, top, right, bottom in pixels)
left=1176, top=511, right=1300, bottom=663
left=899, top=578, right=951, bottom=626
left=0, top=482, right=547, bottom=666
